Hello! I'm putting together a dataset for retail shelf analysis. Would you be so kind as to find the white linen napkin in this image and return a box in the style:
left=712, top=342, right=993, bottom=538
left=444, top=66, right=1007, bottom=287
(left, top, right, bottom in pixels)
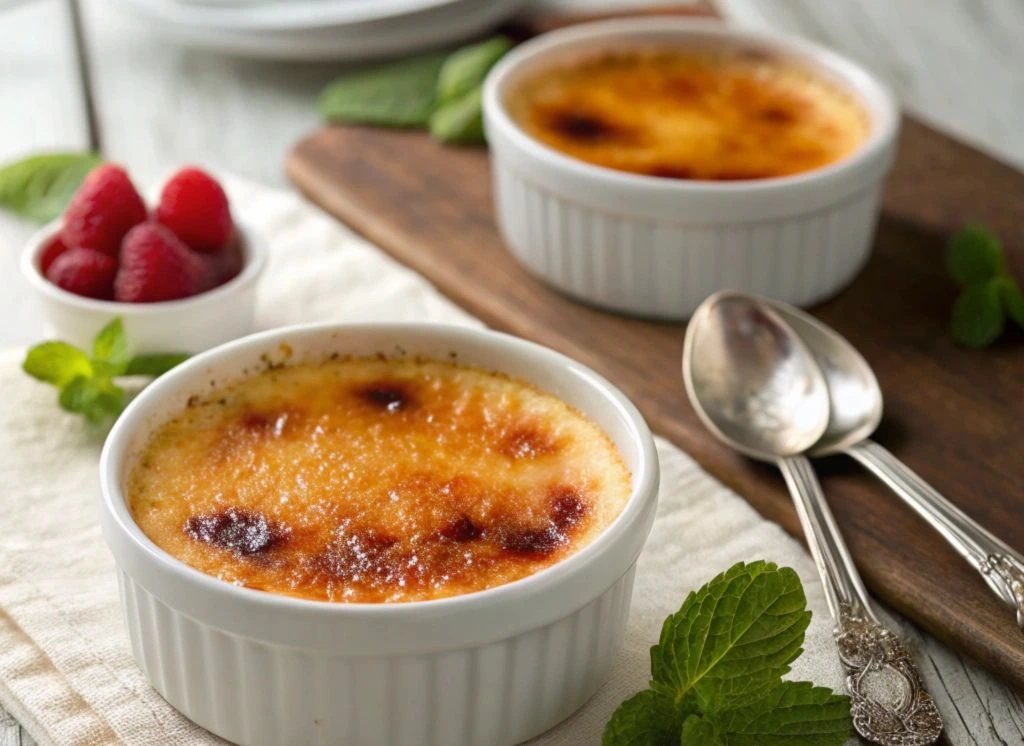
left=0, top=175, right=854, bottom=745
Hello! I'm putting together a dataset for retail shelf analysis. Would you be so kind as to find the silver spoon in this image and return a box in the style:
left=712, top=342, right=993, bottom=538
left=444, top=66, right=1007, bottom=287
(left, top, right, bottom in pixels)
left=683, top=291, right=942, bottom=746
left=763, top=297, right=1024, bottom=630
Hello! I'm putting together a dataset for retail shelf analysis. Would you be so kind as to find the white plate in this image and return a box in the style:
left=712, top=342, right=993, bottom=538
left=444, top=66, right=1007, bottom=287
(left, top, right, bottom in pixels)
left=118, top=0, right=465, bottom=30
left=112, top=0, right=525, bottom=60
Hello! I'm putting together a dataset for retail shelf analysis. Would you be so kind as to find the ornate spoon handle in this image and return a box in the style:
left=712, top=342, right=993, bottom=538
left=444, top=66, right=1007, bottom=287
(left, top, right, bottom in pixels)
left=848, top=439, right=1024, bottom=628
left=777, top=456, right=942, bottom=746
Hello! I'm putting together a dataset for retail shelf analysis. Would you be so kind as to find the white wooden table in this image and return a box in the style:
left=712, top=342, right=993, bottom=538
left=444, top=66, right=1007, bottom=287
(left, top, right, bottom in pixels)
left=2, top=1, right=1023, bottom=743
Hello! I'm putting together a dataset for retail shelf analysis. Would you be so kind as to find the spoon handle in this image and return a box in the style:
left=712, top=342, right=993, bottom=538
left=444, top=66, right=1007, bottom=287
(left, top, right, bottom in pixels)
left=778, top=455, right=875, bottom=624
left=847, top=439, right=1024, bottom=628
left=778, top=456, right=943, bottom=746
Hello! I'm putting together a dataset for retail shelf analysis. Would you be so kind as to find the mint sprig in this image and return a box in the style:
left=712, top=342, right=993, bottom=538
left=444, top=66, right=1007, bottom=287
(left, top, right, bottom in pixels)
left=22, top=318, right=187, bottom=424
left=0, top=152, right=102, bottom=222
left=603, top=561, right=852, bottom=746
left=946, top=223, right=1024, bottom=347
left=318, top=36, right=511, bottom=146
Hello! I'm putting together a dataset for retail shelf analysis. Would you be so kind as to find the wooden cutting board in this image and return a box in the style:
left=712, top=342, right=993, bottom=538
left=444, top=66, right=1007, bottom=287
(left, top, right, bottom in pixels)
left=287, top=6, right=1024, bottom=691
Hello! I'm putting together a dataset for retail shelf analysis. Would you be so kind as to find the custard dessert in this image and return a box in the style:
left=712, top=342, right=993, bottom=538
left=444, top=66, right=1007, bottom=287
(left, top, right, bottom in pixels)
left=507, top=47, right=869, bottom=181
left=127, top=357, right=632, bottom=603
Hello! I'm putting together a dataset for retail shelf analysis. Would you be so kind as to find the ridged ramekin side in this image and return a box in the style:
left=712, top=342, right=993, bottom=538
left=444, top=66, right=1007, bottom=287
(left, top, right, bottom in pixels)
left=493, top=161, right=883, bottom=320
left=118, top=566, right=636, bottom=746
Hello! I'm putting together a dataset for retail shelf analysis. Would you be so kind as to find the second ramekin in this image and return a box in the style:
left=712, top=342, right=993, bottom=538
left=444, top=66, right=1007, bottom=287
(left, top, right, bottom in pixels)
left=99, top=323, right=659, bottom=746
left=483, top=18, right=900, bottom=319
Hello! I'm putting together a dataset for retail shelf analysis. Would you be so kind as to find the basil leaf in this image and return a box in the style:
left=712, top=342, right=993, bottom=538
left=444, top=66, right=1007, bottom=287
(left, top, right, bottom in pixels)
left=951, top=279, right=1005, bottom=348
left=92, top=318, right=129, bottom=374
left=437, top=36, right=511, bottom=104
left=995, top=276, right=1024, bottom=329
left=602, top=689, right=682, bottom=746
left=650, top=561, right=809, bottom=714
left=0, top=152, right=102, bottom=223
left=429, top=86, right=485, bottom=145
left=318, top=52, right=448, bottom=128
left=710, top=681, right=851, bottom=746
left=125, top=352, right=189, bottom=377
left=22, top=341, right=92, bottom=388
left=946, top=223, right=1004, bottom=287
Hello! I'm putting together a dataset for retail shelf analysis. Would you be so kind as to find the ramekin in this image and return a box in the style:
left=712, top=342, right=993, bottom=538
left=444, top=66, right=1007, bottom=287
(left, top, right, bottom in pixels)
left=99, top=323, right=660, bottom=746
left=483, top=18, right=900, bottom=319
left=20, top=220, right=266, bottom=355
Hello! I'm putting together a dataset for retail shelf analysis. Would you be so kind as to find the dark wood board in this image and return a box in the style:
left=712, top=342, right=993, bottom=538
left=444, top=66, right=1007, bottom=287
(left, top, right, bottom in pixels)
left=287, top=10, right=1024, bottom=691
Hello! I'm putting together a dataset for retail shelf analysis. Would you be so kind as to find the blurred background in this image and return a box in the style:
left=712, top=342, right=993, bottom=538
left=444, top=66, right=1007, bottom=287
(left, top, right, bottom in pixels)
left=3, top=0, right=1021, bottom=189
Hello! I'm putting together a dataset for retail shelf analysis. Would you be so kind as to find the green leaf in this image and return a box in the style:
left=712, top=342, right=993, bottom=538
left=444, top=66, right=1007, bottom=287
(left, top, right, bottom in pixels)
left=650, top=561, right=810, bottom=714
left=680, top=715, right=723, bottom=746
left=711, top=681, right=852, bottom=746
left=125, top=352, right=189, bottom=377
left=92, top=318, right=129, bottom=373
left=437, top=36, right=512, bottom=103
left=429, top=87, right=485, bottom=145
left=946, top=223, right=1004, bottom=286
left=22, top=341, right=92, bottom=388
left=995, top=276, right=1024, bottom=329
left=0, top=152, right=102, bottom=222
left=318, top=52, right=448, bottom=128
left=58, top=375, right=125, bottom=423
left=951, top=279, right=1005, bottom=348
left=603, top=689, right=682, bottom=746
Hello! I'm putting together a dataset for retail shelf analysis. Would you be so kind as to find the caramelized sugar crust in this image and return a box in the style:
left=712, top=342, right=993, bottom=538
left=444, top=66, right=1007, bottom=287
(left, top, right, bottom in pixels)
left=508, top=47, right=870, bottom=181
left=127, top=358, right=632, bottom=603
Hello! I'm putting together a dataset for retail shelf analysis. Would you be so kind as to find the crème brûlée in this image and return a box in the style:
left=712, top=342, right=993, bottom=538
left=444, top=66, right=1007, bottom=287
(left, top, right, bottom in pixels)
left=127, top=357, right=632, bottom=603
left=507, top=47, right=870, bottom=181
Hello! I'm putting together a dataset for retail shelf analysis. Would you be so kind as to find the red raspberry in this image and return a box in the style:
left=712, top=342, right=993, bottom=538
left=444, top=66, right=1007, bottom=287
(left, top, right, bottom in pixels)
left=61, top=164, right=147, bottom=256
left=45, top=247, right=117, bottom=300
left=156, top=167, right=233, bottom=253
left=200, top=233, right=245, bottom=290
left=39, top=235, right=69, bottom=274
left=115, top=222, right=204, bottom=303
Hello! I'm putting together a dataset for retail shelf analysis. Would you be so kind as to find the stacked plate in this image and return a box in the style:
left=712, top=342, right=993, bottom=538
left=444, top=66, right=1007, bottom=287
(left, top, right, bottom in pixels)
left=112, top=0, right=528, bottom=60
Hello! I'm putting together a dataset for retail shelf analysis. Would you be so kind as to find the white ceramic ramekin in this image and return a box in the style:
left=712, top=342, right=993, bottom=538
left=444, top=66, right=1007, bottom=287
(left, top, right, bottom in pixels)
left=483, top=18, right=900, bottom=319
left=20, top=220, right=266, bottom=355
left=99, top=323, right=660, bottom=746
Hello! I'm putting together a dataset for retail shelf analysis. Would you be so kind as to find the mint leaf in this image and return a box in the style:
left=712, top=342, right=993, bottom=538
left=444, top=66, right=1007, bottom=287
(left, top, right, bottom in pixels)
left=946, top=223, right=1004, bottom=286
left=650, top=561, right=809, bottom=714
left=995, top=276, right=1024, bottom=329
left=0, top=152, right=102, bottom=222
left=602, top=689, right=682, bottom=746
left=430, top=87, right=485, bottom=145
left=58, top=375, right=124, bottom=423
left=680, top=715, right=723, bottom=745
left=22, top=342, right=92, bottom=387
left=318, top=52, right=448, bottom=128
left=125, top=352, right=189, bottom=377
left=92, top=318, right=129, bottom=374
left=712, top=681, right=851, bottom=745
left=437, top=36, right=511, bottom=104
left=951, top=279, right=1005, bottom=347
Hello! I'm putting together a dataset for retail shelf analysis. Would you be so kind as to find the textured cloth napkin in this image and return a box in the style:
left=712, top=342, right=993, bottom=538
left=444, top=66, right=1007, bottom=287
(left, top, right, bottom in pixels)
left=0, top=175, right=851, bottom=745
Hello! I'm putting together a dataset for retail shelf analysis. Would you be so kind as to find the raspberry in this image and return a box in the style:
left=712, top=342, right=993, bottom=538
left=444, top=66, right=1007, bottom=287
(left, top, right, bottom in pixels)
left=156, top=167, right=233, bottom=253
left=39, top=235, right=69, bottom=274
left=45, top=247, right=117, bottom=300
left=61, top=164, right=147, bottom=256
left=200, top=232, right=245, bottom=290
left=115, top=222, right=204, bottom=303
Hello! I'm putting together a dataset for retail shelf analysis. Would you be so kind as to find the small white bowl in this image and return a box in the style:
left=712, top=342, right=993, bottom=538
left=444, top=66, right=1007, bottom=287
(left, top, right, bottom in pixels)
left=21, top=220, right=266, bottom=355
left=99, top=323, right=660, bottom=746
left=483, top=18, right=900, bottom=319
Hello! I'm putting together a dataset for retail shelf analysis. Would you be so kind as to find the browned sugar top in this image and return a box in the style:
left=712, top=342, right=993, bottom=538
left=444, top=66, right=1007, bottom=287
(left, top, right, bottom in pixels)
left=508, top=47, right=870, bottom=181
left=127, top=357, right=632, bottom=603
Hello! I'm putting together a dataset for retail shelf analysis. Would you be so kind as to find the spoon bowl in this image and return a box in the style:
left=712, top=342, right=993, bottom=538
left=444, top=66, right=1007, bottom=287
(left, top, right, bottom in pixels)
left=682, top=291, right=830, bottom=461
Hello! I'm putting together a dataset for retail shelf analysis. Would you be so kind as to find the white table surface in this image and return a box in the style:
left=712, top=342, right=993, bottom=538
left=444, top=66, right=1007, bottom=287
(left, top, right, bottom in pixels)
left=2, top=1, right=1023, bottom=744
